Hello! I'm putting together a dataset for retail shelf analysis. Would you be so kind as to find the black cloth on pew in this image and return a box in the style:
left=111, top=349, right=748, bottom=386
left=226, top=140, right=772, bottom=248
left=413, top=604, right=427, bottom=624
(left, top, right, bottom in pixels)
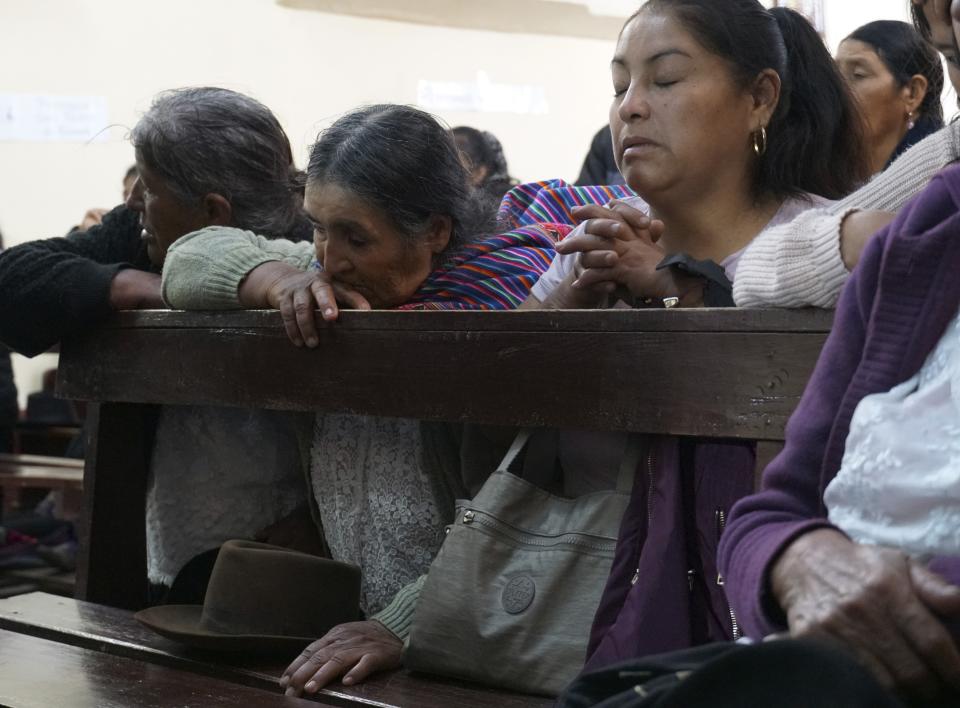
left=0, top=205, right=147, bottom=357
left=557, top=639, right=912, bottom=708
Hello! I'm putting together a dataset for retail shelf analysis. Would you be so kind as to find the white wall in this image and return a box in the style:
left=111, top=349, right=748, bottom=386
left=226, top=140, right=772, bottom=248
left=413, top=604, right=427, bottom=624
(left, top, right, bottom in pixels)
left=1, top=0, right=953, bottom=406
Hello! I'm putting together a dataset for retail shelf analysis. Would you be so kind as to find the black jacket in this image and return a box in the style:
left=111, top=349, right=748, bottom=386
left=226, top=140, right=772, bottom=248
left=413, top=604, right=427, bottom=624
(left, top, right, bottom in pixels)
left=0, top=205, right=151, bottom=357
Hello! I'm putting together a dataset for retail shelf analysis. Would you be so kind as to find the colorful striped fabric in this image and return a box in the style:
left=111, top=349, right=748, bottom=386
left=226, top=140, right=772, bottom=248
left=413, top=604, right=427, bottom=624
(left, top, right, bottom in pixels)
left=498, top=179, right=636, bottom=232
left=397, top=180, right=636, bottom=311
left=400, top=224, right=563, bottom=311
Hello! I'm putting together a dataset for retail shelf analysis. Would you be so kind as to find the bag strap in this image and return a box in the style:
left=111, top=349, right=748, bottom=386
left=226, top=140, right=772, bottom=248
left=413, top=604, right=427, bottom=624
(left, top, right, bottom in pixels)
left=496, top=429, right=533, bottom=473
left=498, top=429, right=641, bottom=494
left=615, top=434, right=642, bottom=494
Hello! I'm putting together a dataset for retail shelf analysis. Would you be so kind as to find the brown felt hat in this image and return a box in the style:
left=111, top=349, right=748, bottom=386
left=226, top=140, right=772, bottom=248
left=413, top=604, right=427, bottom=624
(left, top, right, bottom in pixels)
left=135, top=540, right=361, bottom=653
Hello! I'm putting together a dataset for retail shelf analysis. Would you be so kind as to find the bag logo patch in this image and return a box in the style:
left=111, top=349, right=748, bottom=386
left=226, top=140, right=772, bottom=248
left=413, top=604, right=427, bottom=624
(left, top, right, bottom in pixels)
left=502, top=575, right=536, bottom=614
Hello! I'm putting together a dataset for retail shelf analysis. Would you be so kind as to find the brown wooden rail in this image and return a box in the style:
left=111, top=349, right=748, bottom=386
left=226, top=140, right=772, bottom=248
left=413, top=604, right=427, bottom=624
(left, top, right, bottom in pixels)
left=50, top=308, right=833, bottom=704
left=58, top=309, right=833, bottom=440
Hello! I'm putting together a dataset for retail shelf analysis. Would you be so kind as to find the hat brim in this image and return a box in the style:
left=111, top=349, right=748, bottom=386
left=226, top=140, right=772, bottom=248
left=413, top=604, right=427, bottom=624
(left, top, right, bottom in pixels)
left=135, top=605, right=318, bottom=654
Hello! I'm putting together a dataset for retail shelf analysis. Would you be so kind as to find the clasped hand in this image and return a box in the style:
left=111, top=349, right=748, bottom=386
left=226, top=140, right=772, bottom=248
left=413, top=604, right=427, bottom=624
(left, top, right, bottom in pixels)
left=557, top=200, right=670, bottom=304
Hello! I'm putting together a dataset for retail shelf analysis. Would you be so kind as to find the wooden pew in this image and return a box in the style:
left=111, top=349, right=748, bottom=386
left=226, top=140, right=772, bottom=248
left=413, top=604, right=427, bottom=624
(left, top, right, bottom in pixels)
left=0, top=627, right=322, bottom=707
left=0, top=452, right=83, bottom=519
left=0, top=591, right=551, bottom=708
left=51, top=308, right=833, bottom=704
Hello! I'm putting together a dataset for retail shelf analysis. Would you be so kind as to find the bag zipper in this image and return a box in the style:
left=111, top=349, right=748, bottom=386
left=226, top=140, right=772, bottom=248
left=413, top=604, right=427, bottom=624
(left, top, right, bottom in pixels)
left=458, top=508, right=618, bottom=552
left=630, top=448, right=656, bottom=586
left=715, top=508, right=741, bottom=640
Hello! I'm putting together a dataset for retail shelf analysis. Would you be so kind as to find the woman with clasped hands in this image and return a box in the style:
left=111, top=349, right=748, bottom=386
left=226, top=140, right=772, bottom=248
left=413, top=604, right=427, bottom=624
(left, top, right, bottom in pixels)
left=521, top=0, right=869, bottom=313
left=511, top=0, right=872, bottom=678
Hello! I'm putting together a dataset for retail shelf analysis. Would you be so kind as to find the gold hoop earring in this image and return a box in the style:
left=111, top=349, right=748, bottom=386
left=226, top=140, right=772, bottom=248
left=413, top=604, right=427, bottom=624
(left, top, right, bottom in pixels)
left=752, top=126, right=768, bottom=157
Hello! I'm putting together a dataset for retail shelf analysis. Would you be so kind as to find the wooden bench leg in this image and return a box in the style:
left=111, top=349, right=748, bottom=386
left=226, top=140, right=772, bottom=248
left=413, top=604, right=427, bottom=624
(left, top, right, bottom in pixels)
left=75, top=402, right=155, bottom=610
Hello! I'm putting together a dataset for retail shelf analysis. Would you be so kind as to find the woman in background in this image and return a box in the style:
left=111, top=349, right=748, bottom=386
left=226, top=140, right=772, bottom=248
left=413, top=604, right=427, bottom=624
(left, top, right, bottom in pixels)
left=734, top=0, right=960, bottom=309
left=452, top=126, right=518, bottom=214
left=837, top=19, right=944, bottom=175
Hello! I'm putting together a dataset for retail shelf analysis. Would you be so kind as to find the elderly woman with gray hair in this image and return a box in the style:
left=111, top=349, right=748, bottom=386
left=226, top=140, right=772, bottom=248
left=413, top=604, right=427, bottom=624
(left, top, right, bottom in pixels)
left=0, top=86, right=315, bottom=602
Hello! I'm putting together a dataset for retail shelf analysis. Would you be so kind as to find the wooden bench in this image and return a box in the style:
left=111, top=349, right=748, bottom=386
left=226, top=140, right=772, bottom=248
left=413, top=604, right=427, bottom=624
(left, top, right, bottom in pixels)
left=0, top=453, right=83, bottom=519
left=0, top=591, right=552, bottom=707
left=52, top=308, right=833, bottom=704
left=13, top=422, right=82, bottom=457
left=0, top=627, right=320, bottom=707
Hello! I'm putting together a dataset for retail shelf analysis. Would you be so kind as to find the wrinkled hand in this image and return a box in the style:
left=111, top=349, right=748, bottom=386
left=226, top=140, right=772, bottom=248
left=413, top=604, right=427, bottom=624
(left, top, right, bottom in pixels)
left=79, top=208, right=108, bottom=231
left=772, top=529, right=960, bottom=703
left=109, top=269, right=164, bottom=310
left=241, top=262, right=371, bottom=348
left=280, top=621, right=403, bottom=696
left=558, top=201, right=673, bottom=304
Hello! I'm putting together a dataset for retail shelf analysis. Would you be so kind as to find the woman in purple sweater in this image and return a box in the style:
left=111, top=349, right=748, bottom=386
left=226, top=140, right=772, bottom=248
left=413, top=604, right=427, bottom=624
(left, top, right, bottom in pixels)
left=719, top=161, right=960, bottom=704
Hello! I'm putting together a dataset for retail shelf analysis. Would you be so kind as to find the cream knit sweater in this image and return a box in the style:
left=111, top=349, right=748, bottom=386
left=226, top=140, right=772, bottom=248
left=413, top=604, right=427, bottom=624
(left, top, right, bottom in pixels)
left=734, top=122, right=960, bottom=308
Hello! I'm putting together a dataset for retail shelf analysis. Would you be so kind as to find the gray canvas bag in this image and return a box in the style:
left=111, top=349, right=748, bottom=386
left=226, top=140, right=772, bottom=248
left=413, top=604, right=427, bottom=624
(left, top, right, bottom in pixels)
left=405, top=430, right=639, bottom=696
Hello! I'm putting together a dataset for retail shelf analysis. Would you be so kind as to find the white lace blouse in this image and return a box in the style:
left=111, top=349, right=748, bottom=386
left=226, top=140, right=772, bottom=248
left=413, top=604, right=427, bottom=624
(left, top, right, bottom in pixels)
left=146, top=406, right=308, bottom=586
left=825, top=309, right=960, bottom=557
left=310, top=414, right=447, bottom=615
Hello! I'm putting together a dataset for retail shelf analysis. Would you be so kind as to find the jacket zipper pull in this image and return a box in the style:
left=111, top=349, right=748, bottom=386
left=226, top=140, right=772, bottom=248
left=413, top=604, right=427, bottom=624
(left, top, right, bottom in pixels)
left=715, top=507, right=742, bottom=640
left=632, top=448, right=655, bottom=588
left=715, top=509, right=726, bottom=585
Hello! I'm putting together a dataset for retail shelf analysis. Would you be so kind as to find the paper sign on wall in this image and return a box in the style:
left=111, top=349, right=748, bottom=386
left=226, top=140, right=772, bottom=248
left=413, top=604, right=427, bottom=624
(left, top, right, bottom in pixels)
left=418, top=72, right=549, bottom=115
left=0, top=93, right=110, bottom=143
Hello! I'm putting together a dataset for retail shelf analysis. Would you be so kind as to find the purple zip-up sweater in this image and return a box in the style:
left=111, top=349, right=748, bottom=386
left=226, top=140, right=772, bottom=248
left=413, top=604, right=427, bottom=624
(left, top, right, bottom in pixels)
left=719, top=164, right=960, bottom=642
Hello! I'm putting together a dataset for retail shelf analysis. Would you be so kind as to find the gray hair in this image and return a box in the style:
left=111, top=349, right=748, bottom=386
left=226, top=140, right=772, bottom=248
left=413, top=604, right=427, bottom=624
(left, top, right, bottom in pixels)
left=131, top=87, right=306, bottom=239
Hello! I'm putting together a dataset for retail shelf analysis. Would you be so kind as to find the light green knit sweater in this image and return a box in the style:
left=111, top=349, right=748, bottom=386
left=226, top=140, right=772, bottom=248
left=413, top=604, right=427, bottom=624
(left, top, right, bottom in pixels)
left=161, top=227, right=314, bottom=309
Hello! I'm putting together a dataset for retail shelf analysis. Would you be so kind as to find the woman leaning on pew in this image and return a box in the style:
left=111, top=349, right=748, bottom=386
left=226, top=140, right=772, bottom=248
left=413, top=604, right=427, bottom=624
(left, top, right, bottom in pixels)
left=160, top=104, right=578, bottom=695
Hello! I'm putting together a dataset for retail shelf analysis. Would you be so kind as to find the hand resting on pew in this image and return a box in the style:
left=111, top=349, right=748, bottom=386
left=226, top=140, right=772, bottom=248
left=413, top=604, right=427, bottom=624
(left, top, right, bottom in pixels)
left=280, top=619, right=402, bottom=697
left=238, top=261, right=370, bottom=348
left=108, top=269, right=164, bottom=310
